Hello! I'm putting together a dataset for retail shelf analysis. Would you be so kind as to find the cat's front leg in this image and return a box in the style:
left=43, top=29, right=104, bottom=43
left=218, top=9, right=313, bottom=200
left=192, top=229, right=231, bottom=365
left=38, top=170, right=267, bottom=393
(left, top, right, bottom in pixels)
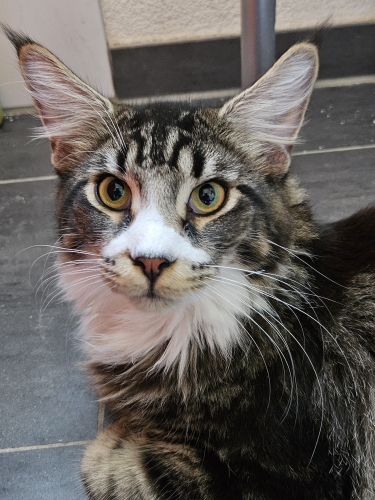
left=81, top=422, right=213, bottom=500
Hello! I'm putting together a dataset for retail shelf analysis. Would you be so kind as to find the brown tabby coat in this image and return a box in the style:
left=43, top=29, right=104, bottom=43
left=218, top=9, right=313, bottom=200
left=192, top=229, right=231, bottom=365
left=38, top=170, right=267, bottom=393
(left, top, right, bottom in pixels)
left=6, top=26, right=375, bottom=500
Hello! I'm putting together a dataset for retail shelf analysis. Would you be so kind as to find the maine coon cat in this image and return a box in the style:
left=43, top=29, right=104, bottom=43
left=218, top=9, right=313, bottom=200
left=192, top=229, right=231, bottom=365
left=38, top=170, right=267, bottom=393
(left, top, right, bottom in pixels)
left=6, top=26, right=375, bottom=500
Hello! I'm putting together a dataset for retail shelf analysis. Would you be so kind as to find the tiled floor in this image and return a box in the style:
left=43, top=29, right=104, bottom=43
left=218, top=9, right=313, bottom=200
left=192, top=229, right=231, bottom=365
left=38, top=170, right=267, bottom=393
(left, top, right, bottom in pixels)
left=1, top=82, right=375, bottom=499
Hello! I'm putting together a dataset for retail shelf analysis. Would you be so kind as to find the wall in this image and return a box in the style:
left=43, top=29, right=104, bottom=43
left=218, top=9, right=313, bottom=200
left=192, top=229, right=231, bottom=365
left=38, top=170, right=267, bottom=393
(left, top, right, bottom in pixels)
left=100, top=0, right=375, bottom=49
left=0, top=0, right=114, bottom=109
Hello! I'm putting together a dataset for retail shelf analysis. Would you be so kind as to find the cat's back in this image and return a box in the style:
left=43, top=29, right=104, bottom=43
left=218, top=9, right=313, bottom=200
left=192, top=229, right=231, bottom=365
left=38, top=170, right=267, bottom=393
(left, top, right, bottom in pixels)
left=315, top=207, right=375, bottom=286
left=312, top=207, right=375, bottom=356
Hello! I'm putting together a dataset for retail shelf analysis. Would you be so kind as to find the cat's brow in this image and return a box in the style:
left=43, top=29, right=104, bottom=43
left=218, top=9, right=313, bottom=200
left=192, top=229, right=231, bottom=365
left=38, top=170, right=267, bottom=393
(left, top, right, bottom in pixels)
left=168, top=131, right=192, bottom=169
left=191, top=149, right=205, bottom=178
left=130, top=128, right=146, bottom=166
left=116, top=146, right=127, bottom=174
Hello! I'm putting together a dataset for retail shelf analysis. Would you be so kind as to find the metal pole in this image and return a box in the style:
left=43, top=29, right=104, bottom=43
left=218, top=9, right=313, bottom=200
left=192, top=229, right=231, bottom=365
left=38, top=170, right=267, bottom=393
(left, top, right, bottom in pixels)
left=241, top=0, right=276, bottom=89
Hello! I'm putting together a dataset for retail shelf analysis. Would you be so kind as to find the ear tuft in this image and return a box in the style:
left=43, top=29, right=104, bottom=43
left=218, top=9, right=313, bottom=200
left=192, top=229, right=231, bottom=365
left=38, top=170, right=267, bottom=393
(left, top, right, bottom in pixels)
left=2, top=24, right=35, bottom=55
left=219, top=43, right=319, bottom=152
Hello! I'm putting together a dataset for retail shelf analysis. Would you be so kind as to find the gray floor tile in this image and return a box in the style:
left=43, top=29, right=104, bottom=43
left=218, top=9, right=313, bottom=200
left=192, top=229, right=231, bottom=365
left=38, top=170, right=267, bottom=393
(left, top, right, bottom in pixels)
left=187, top=84, right=375, bottom=150
left=0, top=299, right=98, bottom=449
left=0, top=115, right=53, bottom=180
left=0, top=446, right=87, bottom=500
left=290, top=148, right=375, bottom=223
left=0, top=181, right=98, bottom=448
left=297, top=84, right=375, bottom=151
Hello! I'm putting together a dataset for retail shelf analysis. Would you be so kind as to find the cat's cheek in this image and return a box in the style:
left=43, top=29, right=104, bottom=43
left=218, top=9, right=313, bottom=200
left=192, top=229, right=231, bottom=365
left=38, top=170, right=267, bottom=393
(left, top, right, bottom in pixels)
left=154, top=260, right=211, bottom=299
left=57, top=258, right=107, bottom=309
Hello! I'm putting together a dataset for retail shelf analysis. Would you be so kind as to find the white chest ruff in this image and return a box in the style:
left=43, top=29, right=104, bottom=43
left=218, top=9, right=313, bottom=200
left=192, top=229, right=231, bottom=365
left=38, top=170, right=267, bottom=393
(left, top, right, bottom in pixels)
left=59, top=261, right=269, bottom=371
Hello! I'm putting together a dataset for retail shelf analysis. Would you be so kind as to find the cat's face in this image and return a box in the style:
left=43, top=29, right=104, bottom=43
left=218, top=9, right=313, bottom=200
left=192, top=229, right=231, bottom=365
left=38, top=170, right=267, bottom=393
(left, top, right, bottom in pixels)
left=7, top=27, right=318, bottom=366
left=55, top=104, right=285, bottom=313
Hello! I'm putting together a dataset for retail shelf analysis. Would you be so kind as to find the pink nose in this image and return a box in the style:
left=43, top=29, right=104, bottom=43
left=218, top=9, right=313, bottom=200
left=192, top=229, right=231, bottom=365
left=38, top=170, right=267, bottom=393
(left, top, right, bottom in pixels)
left=133, top=256, right=171, bottom=282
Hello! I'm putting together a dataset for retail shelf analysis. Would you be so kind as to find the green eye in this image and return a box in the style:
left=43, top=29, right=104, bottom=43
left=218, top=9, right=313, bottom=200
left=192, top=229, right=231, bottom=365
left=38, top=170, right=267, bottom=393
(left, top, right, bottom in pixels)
left=97, top=176, right=131, bottom=210
left=189, top=181, right=226, bottom=214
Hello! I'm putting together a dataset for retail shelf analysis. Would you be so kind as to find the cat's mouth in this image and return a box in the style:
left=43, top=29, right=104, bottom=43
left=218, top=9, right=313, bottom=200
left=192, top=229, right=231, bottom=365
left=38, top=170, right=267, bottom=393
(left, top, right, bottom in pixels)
left=114, top=282, right=192, bottom=312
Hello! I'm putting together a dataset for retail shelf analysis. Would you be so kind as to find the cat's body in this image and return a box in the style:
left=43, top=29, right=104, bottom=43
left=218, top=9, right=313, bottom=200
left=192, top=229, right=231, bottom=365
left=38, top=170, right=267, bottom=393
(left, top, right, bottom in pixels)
left=81, top=196, right=375, bottom=500
left=6, top=26, right=375, bottom=499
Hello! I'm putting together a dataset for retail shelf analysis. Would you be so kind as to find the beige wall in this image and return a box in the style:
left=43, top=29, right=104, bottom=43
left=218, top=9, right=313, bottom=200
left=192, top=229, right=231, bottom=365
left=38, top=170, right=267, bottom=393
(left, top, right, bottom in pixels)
left=0, top=0, right=114, bottom=108
left=100, top=0, right=375, bottom=49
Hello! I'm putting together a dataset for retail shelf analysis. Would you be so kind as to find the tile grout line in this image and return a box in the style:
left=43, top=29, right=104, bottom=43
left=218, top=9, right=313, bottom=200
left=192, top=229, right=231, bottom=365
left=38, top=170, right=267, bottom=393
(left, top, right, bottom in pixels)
left=0, top=175, right=57, bottom=185
left=0, top=144, right=374, bottom=186
left=293, top=144, right=375, bottom=156
left=0, top=440, right=91, bottom=454
left=314, top=75, right=375, bottom=88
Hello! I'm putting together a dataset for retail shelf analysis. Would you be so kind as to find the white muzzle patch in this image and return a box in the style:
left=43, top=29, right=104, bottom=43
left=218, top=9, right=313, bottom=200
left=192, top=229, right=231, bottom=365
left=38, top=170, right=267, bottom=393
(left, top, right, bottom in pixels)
left=103, top=208, right=210, bottom=263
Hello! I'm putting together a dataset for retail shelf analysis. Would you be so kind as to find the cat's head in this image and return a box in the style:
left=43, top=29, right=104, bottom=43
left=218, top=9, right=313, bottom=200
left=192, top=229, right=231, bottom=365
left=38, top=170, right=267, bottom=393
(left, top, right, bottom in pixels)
left=6, top=27, right=318, bottom=366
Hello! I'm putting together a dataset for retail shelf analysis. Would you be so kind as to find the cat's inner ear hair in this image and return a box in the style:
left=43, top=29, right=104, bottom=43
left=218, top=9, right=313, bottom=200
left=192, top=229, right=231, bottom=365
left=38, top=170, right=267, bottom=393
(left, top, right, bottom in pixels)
left=219, top=43, right=318, bottom=174
left=4, top=26, right=118, bottom=171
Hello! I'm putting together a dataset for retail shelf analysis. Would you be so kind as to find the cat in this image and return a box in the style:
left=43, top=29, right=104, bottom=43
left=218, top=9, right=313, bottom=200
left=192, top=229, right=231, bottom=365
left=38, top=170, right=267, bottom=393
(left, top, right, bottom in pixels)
left=5, top=26, right=375, bottom=500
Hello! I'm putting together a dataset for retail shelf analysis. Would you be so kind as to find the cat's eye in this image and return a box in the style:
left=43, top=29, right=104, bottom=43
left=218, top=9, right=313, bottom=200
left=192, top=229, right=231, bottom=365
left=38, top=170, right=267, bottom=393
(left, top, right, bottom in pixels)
left=97, top=176, right=131, bottom=210
left=189, top=181, right=226, bottom=215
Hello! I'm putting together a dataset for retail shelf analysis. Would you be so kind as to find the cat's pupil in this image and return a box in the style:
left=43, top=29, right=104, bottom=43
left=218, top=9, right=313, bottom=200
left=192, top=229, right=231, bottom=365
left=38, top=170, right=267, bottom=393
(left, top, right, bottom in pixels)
left=199, top=184, right=216, bottom=206
left=107, top=180, right=124, bottom=201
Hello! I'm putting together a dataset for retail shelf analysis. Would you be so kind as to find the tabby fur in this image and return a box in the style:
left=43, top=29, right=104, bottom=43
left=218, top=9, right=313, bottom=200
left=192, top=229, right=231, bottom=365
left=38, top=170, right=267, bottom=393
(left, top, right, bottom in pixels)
left=6, top=26, right=375, bottom=500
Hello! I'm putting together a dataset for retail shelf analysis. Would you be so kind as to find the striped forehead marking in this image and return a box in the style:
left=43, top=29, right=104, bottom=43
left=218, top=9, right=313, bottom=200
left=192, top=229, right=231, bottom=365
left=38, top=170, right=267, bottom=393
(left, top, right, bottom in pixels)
left=192, top=150, right=205, bottom=178
left=130, top=128, right=146, bottom=166
left=114, top=108, right=214, bottom=179
left=164, top=128, right=180, bottom=160
left=168, top=131, right=192, bottom=169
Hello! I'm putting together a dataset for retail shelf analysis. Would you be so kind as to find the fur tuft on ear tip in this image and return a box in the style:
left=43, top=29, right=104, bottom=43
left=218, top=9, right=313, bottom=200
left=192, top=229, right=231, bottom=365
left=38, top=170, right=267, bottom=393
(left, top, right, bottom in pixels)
left=2, top=24, right=35, bottom=55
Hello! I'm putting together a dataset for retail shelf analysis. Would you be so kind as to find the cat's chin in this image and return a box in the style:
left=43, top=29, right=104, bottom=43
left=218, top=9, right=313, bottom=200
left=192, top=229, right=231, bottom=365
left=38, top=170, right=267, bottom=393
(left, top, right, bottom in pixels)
left=126, top=293, right=182, bottom=313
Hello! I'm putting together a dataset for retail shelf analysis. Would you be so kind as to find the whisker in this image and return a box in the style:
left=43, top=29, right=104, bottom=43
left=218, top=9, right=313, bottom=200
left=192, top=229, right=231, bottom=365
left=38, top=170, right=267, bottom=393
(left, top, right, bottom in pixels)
left=39, top=271, right=107, bottom=314
left=204, top=275, right=324, bottom=462
left=203, top=279, right=296, bottom=418
left=198, top=286, right=273, bottom=410
left=213, top=269, right=354, bottom=379
left=266, top=239, right=346, bottom=288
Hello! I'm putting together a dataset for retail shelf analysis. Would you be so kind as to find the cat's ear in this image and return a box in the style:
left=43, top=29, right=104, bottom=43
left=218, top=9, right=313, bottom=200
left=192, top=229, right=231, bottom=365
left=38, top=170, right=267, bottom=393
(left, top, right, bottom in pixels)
left=4, top=27, right=115, bottom=171
left=219, top=43, right=318, bottom=174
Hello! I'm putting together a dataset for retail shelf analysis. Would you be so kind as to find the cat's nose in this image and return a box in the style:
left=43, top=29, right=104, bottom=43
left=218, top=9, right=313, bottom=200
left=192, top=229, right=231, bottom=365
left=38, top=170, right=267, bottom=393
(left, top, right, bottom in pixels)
left=133, top=256, right=171, bottom=282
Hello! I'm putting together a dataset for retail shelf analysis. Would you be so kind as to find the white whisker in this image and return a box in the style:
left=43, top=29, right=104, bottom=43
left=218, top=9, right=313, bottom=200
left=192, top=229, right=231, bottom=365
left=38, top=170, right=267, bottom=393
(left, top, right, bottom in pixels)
left=198, top=286, right=273, bottom=409
left=205, top=275, right=324, bottom=461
